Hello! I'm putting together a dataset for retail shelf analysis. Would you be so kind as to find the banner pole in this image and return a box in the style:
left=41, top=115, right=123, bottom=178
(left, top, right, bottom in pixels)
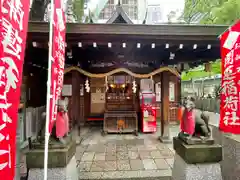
left=44, top=0, right=55, bottom=179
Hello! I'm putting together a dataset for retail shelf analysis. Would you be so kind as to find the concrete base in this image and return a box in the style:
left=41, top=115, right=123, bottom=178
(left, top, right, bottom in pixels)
left=28, top=156, right=78, bottom=180
left=26, top=140, right=76, bottom=168
left=173, top=137, right=222, bottom=164
left=172, top=153, right=222, bottom=180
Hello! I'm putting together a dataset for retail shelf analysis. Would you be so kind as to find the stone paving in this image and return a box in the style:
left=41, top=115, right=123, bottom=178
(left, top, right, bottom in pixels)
left=20, top=125, right=179, bottom=179
left=76, top=126, right=177, bottom=179
left=19, top=111, right=222, bottom=179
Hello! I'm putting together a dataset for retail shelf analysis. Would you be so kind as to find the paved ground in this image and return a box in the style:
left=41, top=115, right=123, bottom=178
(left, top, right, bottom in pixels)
left=20, top=110, right=221, bottom=179
left=76, top=126, right=178, bottom=179
left=20, top=125, right=179, bottom=179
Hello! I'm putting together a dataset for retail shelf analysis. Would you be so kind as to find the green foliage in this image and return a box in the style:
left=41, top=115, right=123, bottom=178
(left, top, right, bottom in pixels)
left=181, top=71, right=211, bottom=80
left=181, top=0, right=239, bottom=79
left=181, top=60, right=221, bottom=80
left=183, top=0, right=240, bottom=24
left=72, top=0, right=84, bottom=22
left=211, top=0, right=240, bottom=24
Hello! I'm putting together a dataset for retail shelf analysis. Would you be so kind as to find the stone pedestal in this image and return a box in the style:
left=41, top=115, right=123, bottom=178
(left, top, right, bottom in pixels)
left=172, top=137, right=223, bottom=180
left=26, top=139, right=78, bottom=180
left=28, top=156, right=78, bottom=180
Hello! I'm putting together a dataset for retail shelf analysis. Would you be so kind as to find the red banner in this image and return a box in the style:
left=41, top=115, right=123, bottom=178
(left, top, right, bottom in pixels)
left=49, top=0, right=66, bottom=133
left=220, top=20, right=240, bottom=134
left=0, top=0, right=30, bottom=179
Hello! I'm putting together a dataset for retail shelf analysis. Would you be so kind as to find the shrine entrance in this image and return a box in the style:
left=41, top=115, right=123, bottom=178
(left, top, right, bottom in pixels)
left=105, top=75, right=135, bottom=111
left=25, top=0, right=225, bottom=152
left=62, top=66, right=181, bottom=136
left=20, top=1, right=228, bottom=179
left=103, top=74, right=138, bottom=135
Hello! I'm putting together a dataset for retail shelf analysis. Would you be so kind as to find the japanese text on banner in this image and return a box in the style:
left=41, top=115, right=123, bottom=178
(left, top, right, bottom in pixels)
left=49, top=0, right=66, bottom=132
left=222, top=48, right=240, bottom=126
left=0, top=0, right=30, bottom=179
left=220, top=21, right=240, bottom=134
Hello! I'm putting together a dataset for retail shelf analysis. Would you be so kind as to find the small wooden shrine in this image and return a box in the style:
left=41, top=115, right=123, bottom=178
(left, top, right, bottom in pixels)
left=25, top=2, right=227, bottom=136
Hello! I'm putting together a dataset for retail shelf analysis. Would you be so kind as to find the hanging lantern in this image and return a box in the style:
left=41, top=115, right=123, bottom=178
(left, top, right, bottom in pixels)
left=132, top=80, right=137, bottom=93
left=85, top=79, right=90, bottom=93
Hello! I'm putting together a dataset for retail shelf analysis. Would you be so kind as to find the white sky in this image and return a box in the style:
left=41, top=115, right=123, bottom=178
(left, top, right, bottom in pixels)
left=87, top=0, right=185, bottom=22
left=148, top=0, right=185, bottom=22
left=148, top=0, right=184, bottom=10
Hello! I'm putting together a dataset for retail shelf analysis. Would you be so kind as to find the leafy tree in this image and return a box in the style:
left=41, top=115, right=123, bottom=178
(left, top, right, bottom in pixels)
left=181, top=0, right=240, bottom=79
left=30, top=0, right=50, bottom=21
left=181, top=60, right=222, bottom=80
left=181, top=0, right=200, bottom=23
left=30, top=0, right=85, bottom=22
left=72, top=0, right=85, bottom=22
left=211, top=0, right=240, bottom=24
left=182, top=0, right=240, bottom=24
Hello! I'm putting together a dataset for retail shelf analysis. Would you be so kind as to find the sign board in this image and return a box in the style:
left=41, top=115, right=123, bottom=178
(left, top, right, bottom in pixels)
left=169, top=82, right=175, bottom=101
left=140, top=79, right=154, bottom=92
left=155, top=82, right=161, bottom=102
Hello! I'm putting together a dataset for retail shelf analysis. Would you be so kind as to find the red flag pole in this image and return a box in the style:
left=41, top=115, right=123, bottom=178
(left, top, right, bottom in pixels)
left=44, top=0, right=55, bottom=179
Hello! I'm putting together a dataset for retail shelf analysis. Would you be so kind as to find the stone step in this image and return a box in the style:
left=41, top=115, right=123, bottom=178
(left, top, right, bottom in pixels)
left=79, top=170, right=172, bottom=180
left=22, top=175, right=171, bottom=180
left=79, top=177, right=171, bottom=180
left=79, top=178, right=171, bottom=180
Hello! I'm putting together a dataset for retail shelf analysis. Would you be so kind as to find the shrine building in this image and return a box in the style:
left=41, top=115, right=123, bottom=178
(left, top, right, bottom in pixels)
left=24, top=2, right=227, bottom=136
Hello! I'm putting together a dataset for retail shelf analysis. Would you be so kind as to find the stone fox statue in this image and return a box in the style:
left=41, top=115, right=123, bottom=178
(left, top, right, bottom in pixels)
left=180, top=97, right=211, bottom=139
left=37, top=97, right=69, bottom=143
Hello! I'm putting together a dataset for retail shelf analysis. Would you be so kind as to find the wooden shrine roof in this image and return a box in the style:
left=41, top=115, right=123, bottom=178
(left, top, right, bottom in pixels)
left=28, top=22, right=228, bottom=44
left=106, top=3, right=133, bottom=24
left=26, top=22, right=228, bottom=71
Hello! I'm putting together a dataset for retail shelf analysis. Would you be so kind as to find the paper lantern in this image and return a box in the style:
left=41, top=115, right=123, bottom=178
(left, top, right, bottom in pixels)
left=85, top=79, right=90, bottom=93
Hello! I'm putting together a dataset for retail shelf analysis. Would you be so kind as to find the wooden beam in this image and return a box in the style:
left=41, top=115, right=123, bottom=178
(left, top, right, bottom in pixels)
left=27, top=33, right=221, bottom=46
left=28, top=22, right=228, bottom=37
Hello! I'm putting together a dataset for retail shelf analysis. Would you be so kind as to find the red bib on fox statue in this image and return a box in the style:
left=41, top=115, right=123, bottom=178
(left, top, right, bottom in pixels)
left=180, top=98, right=196, bottom=135
left=180, top=110, right=195, bottom=135
left=56, top=97, right=69, bottom=138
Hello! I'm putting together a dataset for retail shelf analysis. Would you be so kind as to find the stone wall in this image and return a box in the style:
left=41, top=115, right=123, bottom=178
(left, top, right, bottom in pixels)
left=182, top=77, right=221, bottom=97
left=195, top=99, right=220, bottom=113
left=25, top=106, right=46, bottom=142
left=204, top=111, right=240, bottom=180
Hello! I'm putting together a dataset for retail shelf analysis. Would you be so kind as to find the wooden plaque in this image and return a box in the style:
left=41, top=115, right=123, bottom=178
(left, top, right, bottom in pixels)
left=140, top=79, right=154, bottom=92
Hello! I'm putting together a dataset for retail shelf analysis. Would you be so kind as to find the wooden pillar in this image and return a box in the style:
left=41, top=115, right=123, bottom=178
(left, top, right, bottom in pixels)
left=71, top=71, right=80, bottom=127
left=159, top=72, right=171, bottom=143
left=178, top=77, right=182, bottom=104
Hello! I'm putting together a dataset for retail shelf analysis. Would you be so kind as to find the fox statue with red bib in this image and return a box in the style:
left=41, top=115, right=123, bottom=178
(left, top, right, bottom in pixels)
left=55, top=97, right=70, bottom=144
left=179, top=97, right=211, bottom=141
left=37, top=97, right=70, bottom=144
